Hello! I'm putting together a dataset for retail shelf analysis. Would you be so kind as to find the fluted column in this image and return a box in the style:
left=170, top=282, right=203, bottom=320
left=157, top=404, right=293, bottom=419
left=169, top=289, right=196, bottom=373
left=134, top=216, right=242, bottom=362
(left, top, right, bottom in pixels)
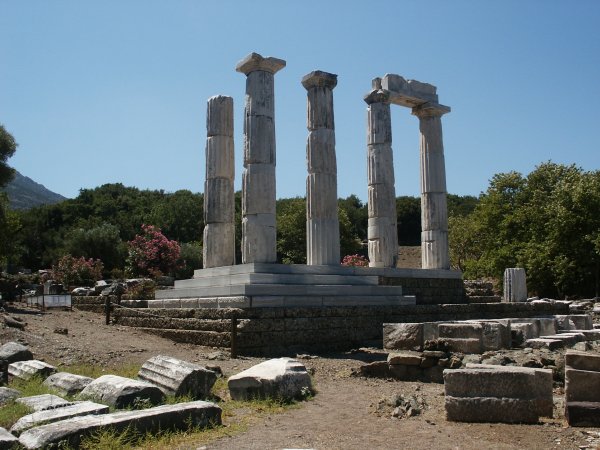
left=203, top=95, right=235, bottom=268
left=235, top=52, right=286, bottom=263
left=412, top=102, right=451, bottom=270
left=365, top=89, right=398, bottom=268
left=302, top=71, right=340, bottom=266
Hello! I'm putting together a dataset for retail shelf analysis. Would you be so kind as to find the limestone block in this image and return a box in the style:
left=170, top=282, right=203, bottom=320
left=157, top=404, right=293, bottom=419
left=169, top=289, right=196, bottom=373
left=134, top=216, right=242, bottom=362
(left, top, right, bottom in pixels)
left=0, top=387, right=20, bottom=406
left=503, top=268, right=527, bottom=303
left=566, top=401, right=600, bottom=427
left=381, top=74, right=408, bottom=92
left=444, top=338, right=482, bottom=354
left=367, top=144, right=395, bottom=186
left=242, top=164, right=276, bottom=215
left=227, top=358, right=311, bottom=401
left=568, top=314, right=593, bottom=330
left=367, top=184, right=396, bottom=219
left=383, top=323, right=424, bottom=351
left=407, top=79, right=438, bottom=97
left=387, top=351, right=423, bottom=366
left=565, top=368, right=600, bottom=403
left=420, top=151, right=447, bottom=194
left=18, top=401, right=222, bottom=450
left=538, top=317, right=558, bottom=336
left=367, top=102, right=392, bottom=145
left=525, top=338, right=564, bottom=350
left=511, top=322, right=538, bottom=340
left=481, top=321, right=511, bottom=351
left=421, top=192, right=448, bottom=231
left=542, top=333, right=581, bottom=346
left=206, top=95, right=233, bottom=137
left=11, top=401, right=109, bottom=436
left=244, top=70, right=275, bottom=118
left=243, top=114, right=275, bottom=164
left=43, top=372, right=94, bottom=397
left=445, top=396, right=539, bottom=423
left=242, top=214, right=277, bottom=263
left=555, top=315, right=576, bottom=330
left=307, top=129, right=336, bottom=174
left=203, top=223, right=235, bottom=268
left=307, top=218, right=340, bottom=266
left=204, top=178, right=235, bottom=223
left=0, top=427, right=18, bottom=448
left=138, top=355, right=217, bottom=398
left=79, top=375, right=165, bottom=409
left=438, top=323, right=483, bottom=340
left=9, top=360, right=56, bottom=381
left=0, top=341, right=33, bottom=364
left=205, top=136, right=234, bottom=179
left=17, top=394, right=72, bottom=412
left=566, top=350, right=600, bottom=372
left=444, top=367, right=538, bottom=400
left=306, top=173, right=338, bottom=219
left=306, top=86, right=334, bottom=130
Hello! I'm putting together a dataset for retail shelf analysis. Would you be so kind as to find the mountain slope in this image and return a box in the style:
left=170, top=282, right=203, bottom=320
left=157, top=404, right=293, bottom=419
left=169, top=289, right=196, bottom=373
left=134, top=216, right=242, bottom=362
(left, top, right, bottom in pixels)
left=2, top=170, right=67, bottom=209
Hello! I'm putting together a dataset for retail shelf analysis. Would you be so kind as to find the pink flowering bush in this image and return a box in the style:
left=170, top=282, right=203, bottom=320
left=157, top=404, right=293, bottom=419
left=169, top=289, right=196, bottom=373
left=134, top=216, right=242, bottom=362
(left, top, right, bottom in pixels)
left=52, top=255, right=104, bottom=287
left=341, top=254, right=369, bottom=267
left=127, top=224, right=181, bottom=277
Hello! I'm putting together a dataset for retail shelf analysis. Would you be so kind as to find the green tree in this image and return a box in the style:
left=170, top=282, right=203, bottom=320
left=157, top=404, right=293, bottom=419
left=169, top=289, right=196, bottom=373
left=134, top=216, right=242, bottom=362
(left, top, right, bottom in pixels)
left=396, top=196, right=421, bottom=245
left=0, top=125, right=19, bottom=270
left=276, top=197, right=306, bottom=264
left=175, top=241, right=203, bottom=279
left=63, top=222, right=126, bottom=272
left=0, top=124, right=17, bottom=188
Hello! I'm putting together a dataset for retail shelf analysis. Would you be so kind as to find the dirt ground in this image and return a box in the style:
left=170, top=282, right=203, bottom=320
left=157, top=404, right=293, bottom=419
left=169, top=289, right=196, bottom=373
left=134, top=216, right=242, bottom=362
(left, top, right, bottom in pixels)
left=1, top=305, right=600, bottom=450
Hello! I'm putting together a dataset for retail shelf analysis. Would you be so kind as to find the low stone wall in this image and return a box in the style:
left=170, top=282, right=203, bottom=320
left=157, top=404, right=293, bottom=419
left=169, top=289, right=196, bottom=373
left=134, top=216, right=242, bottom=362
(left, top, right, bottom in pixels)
left=113, top=302, right=568, bottom=355
left=379, top=276, right=465, bottom=304
left=72, top=296, right=118, bottom=313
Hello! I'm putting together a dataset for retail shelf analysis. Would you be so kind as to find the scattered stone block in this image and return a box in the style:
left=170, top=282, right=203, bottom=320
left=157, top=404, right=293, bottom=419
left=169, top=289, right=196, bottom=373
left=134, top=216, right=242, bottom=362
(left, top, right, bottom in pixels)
left=537, top=318, right=558, bottom=336
left=511, top=322, right=537, bottom=341
left=79, top=375, right=165, bottom=408
left=0, top=387, right=20, bottom=406
left=0, top=342, right=33, bottom=364
left=525, top=338, right=564, bottom=351
left=8, top=360, right=56, bottom=381
left=228, top=358, right=311, bottom=401
left=568, top=314, right=593, bottom=330
left=445, top=396, right=539, bottom=423
left=565, top=350, right=600, bottom=372
left=387, top=351, right=422, bottom=366
left=565, top=401, right=600, bottom=427
left=567, top=329, right=600, bottom=341
left=541, top=334, right=581, bottom=346
left=556, top=315, right=576, bottom=331
left=10, top=401, right=109, bottom=436
left=138, top=355, right=217, bottom=398
left=43, top=372, right=94, bottom=397
left=444, top=338, right=482, bottom=354
left=565, top=369, right=600, bottom=403
left=0, top=427, right=18, bottom=448
left=383, top=323, right=423, bottom=351
left=18, top=401, right=222, bottom=449
left=17, top=394, right=72, bottom=412
left=480, top=321, right=511, bottom=351
left=565, top=350, right=600, bottom=426
left=438, top=323, right=482, bottom=340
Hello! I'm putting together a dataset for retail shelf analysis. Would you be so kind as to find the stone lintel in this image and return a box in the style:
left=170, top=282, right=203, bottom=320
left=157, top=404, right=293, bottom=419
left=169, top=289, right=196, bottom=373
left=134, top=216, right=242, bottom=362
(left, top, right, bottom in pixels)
left=302, top=70, right=337, bottom=90
left=364, top=89, right=391, bottom=105
left=412, top=102, right=451, bottom=118
left=381, top=73, right=440, bottom=107
left=236, top=52, right=286, bottom=75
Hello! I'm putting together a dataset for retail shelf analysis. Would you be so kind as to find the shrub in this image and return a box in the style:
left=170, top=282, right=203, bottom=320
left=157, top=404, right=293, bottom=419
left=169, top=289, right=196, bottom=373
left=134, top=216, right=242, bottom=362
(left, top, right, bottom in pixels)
left=341, top=254, right=369, bottom=267
left=126, top=225, right=181, bottom=277
left=52, top=255, right=104, bottom=287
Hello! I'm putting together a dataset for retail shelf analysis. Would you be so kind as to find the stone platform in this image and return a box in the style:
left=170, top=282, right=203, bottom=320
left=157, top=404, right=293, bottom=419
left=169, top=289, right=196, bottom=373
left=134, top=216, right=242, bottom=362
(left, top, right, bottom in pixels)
left=150, top=263, right=463, bottom=308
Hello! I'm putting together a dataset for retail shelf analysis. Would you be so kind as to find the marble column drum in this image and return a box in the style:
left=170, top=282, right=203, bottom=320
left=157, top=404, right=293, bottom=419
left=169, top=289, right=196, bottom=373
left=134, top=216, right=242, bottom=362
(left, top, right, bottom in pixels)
left=302, top=70, right=340, bottom=265
left=203, top=95, right=235, bottom=268
left=365, top=89, right=398, bottom=268
left=236, top=52, right=286, bottom=263
left=412, top=102, right=451, bottom=270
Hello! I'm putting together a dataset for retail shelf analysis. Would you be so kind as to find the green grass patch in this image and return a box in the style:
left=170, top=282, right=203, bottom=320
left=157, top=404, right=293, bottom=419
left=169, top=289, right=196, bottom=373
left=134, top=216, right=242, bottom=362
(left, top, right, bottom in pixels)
left=0, top=400, right=32, bottom=429
left=10, top=374, right=58, bottom=397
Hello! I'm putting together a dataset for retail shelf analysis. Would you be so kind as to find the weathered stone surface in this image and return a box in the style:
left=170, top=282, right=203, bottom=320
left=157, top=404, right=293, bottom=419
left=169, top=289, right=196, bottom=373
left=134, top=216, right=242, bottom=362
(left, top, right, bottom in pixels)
left=11, top=401, right=109, bottom=436
left=387, top=351, right=423, bottom=366
left=204, top=179, right=235, bottom=223
left=481, top=321, right=511, bottom=351
left=383, top=323, right=424, bottom=351
left=228, top=358, right=311, bottom=401
left=206, top=95, right=233, bottom=137
left=568, top=314, right=593, bottom=330
left=236, top=52, right=286, bottom=76
left=0, top=387, right=20, bottom=406
left=17, top=394, right=72, bottom=412
left=0, top=427, right=18, bottom=448
left=421, top=229, right=449, bottom=271
left=79, top=375, right=165, bottom=408
left=565, top=368, right=600, bottom=403
left=503, top=268, right=527, bottom=303
left=138, top=355, right=217, bottom=398
left=445, top=396, right=540, bottom=423
left=243, top=114, right=275, bottom=164
left=565, top=401, right=600, bottom=427
left=241, top=214, right=277, bottom=263
left=305, top=88, right=336, bottom=131
left=525, top=338, right=564, bottom=350
left=566, top=350, right=600, bottom=372
left=8, top=360, right=56, bottom=380
left=43, top=372, right=94, bottom=397
left=445, top=367, right=542, bottom=399
left=438, top=323, right=482, bottom=340
left=444, top=338, right=482, bottom=354
left=18, top=401, right=222, bottom=450
left=0, top=342, right=33, bottom=364
left=511, top=322, right=538, bottom=340
left=538, top=317, right=558, bottom=336
left=203, top=223, right=235, bottom=269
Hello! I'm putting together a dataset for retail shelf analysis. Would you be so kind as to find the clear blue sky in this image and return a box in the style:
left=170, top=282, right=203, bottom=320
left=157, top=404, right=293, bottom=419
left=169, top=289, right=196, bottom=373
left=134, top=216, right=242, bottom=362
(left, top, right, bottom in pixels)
left=1, top=1, right=599, bottom=202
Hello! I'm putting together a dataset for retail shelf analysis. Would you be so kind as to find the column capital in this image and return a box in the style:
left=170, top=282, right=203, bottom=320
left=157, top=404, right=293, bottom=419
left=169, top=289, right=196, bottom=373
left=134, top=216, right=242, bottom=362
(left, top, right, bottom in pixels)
left=412, top=102, right=451, bottom=118
left=235, top=52, right=286, bottom=75
left=363, top=89, right=391, bottom=105
left=301, top=70, right=337, bottom=90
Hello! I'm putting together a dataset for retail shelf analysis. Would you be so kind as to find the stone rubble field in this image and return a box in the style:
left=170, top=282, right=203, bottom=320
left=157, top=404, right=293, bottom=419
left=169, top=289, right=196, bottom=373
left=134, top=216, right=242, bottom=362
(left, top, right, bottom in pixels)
left=1, top=306, right=600, bottom=449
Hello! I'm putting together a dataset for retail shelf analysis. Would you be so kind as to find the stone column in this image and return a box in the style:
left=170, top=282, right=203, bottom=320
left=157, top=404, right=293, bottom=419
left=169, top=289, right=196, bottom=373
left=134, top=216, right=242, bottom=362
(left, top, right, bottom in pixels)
left=236, top=52, right=286, bottom=263
left=503, top=268, right=527, bottom=302
left=302, top=71, right=340, bottom=266
left=203, top=95, right=235, bottom=268
left=365, top=89, right=398, bottom=268
left=412, top=102, right=451, bottom=270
